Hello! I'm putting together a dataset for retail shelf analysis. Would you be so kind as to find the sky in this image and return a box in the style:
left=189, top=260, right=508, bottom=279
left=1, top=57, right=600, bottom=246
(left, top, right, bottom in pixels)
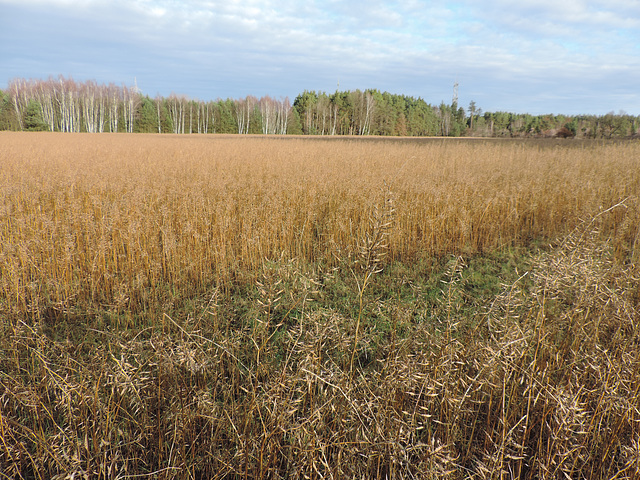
left=1, top=0, right=639, bottom=116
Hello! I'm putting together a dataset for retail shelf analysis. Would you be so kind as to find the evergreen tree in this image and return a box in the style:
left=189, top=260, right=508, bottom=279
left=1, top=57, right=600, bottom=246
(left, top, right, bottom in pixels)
left=248, top=103, right=262, bottom=134
left=136, top=96, right=158, bottom=133
left=293, top=91, right=319, bottom=134
left=215, top=99, right=237, bottom=133
left=23, top=100, right=48, bottom=131
left=287, top=108, right=303, bottom=135
left=0, top=90, right=17, bottom=130
left=371, top=91, right=396, bottom=136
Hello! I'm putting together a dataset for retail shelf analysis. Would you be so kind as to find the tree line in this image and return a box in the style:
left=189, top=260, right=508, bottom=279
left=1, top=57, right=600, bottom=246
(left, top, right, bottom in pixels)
left=1, top=76, right=639, bottom=138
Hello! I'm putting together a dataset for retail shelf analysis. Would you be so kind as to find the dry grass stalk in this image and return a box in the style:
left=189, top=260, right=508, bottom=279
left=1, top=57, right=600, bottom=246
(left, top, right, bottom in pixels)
left=1, top=133, right=639, bottom=478
left=1, top=133, right=638, bottom=319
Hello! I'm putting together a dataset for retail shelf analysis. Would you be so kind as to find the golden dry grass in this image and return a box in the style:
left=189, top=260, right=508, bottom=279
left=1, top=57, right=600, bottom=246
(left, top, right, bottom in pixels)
left=1, top=133, right=639, bottom=479
left=1, top=133, right=639, bottom=319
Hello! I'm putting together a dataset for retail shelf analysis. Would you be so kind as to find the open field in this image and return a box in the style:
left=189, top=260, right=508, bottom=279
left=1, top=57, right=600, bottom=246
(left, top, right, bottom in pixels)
left=1, top=132, right=639, bottom=478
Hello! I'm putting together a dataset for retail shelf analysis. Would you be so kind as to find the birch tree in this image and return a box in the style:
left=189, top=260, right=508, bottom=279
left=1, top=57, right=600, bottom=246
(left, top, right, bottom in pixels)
left=167, top=94, right=186, bottom=134
left=259, top=96, right=279, bottom=134
left=97, top=84, right=106, bottom=133
left=107, top=83, right=121, bottom=132
left=35, top=79, right=56, bottom=131
left=8, top=78, right=28, bottom=130
left=277, top=97, right=291, bottom=135
left=122, top=85, right=140, bottom=133
left=233, top=96, right=256, bottom=134
left=82, top=80, right=98, bottom=133
left=155, top=95, right=163, bottom=133
left=234, top=98, right=246, bottom=134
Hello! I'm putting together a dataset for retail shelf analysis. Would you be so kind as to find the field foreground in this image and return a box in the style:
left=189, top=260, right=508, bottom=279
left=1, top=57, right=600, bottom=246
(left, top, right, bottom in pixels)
left=1, top=133, right=639, bottom=478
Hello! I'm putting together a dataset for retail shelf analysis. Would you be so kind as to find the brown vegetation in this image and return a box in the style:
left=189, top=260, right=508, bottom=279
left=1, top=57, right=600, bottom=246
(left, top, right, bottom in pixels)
left=2, top=133, right=638, bottom=317
left=0, top=133, right=639, bottom=478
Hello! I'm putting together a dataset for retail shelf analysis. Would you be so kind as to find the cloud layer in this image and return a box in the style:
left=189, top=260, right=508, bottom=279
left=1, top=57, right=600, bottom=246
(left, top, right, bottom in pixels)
left=1, top=0, right=638, bottom=114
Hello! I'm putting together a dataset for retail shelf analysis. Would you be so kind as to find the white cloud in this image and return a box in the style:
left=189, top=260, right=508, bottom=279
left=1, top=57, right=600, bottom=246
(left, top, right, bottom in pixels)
left=1, top=0, right=638, bottom=113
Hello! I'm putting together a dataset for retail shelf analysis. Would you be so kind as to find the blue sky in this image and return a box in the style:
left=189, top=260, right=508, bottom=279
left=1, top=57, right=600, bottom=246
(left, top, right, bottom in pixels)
left=1, top=0, right=639, bottom=115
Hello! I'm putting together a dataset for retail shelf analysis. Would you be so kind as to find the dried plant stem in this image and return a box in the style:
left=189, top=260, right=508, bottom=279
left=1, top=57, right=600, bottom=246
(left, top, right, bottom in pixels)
left=0, top=134, right=638, bottom=479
